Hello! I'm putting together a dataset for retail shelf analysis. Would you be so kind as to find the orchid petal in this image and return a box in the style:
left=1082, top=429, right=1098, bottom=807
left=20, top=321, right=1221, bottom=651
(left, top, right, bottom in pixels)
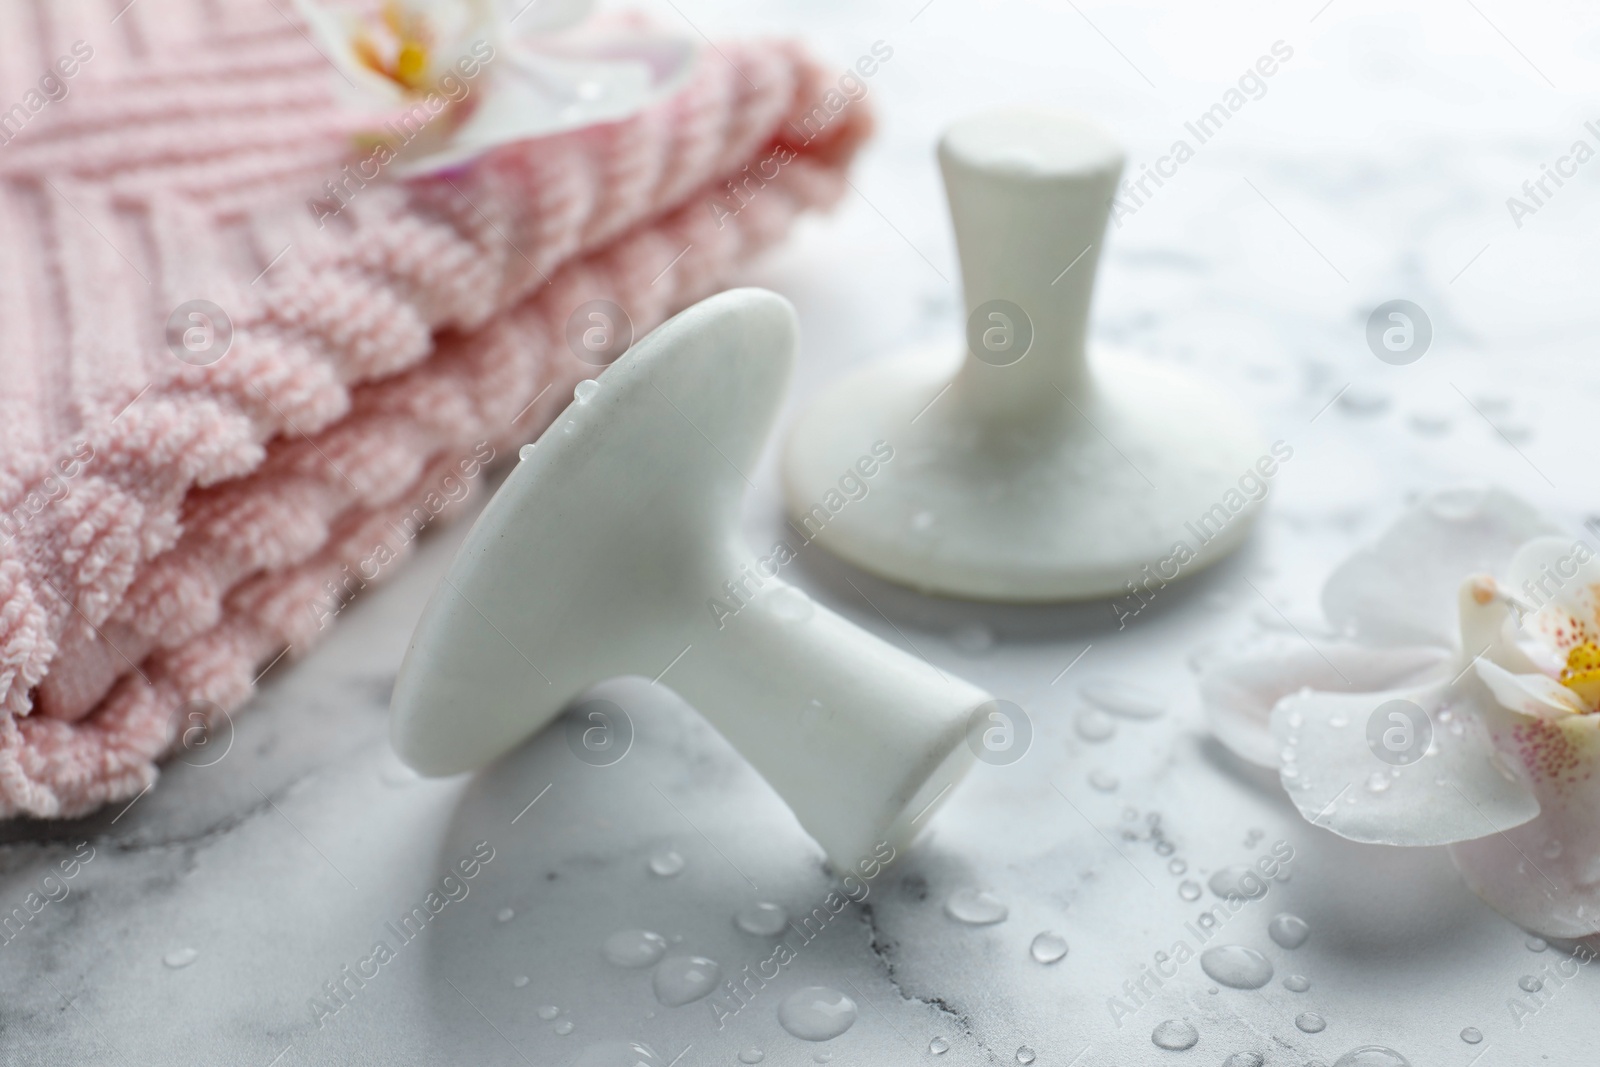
left=1322, top=486, right=1559, bottom=649
left=1271, top=682, right=1539, bottom=846
left=500, top=0, right=595, bottom=36
left=1450, top=713, right=1600, bottom=938
left=1476, top=659, right=1587, bottom=720
left=393, top=36, right=696, bottom=177
left=1506, top=535, right=1600, bottom=672
left=1200, top=643, right=1453, bottom=768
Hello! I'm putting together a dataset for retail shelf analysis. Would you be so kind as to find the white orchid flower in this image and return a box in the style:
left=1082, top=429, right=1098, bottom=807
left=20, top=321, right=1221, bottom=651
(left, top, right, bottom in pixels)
left=296, top=0, right=695, bottom=175
left=1200, top=486, right=1600, bottom=938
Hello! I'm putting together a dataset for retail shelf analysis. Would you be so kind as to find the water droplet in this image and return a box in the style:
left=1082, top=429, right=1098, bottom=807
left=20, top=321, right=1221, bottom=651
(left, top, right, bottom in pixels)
left=1283, top=974, right=1311, bottom=992
left=496, top=907, right=515, bottom=923
left=950, top=623, right=994, bottom=655
left=1168, top=858, right=1188, bottom=875
left=1179, top=880, right=1202, bottom=901
left=1221, top=1053, right=1263, bottom=1067
left=929, top=1037, right=950, bottom=1055
left=812, top=1055, right=832, bottom=1065
left=739, top=1048, right=765, bottom=1064
left=163, top=947, right=198, bottom=969
left=1199, top=945, right=1273, bottom=989
left=1208, top=866, right=1267, bottom=901
left=735, top=902, right=789, bottom=937
left=1518, top=974, right=1542, bottom=993
left=649, top=848, right=686, bottom=877
left=1460, top=1027, right=1483, bottom=1044
left=1329, top=714, right=1349, bottom=728
left=654, top=956, right=721, bottom=1006
left=1296, top=1012, right=1326, bottom=1033
left=603, top=929, right=668, bottom=968
left=1088, top=769, right=1119, bottom=792
left=555, top=1020, right=576, bottom=1036
left=1074, top=708, right=1116, bottom=742
left=1268, top=912, right=1310, bottom=949
left=1151, top=1019, right=1199, bottom=1051
left=571, top=1042, right=666, bottom=1067
left=768, top=587, right=814, bottom=623
left=945, top=888, right=1009, bottom=925
left=1525, top=936, right=1548, bottom=952
left=777, top=986, right=857, bottom=1041
left=574, top=379, right=600, bottom=404
left=1332, top=1047, right=1410, bottom=1067
left=1015, top=1047, right=1036, bottom=1065
left=1542, top=839, right=1563, bottom=859
left=1365, top=771, right=1391, bottom=794
left=1080, top=680, right=1166, bottom=720
left=519, top=443, right=536, bottom=461
left=539, top=1005, right=560, bottom=1020
left=1029, top=931, right=1068, bottom=964
left=1154, top=840, right=1175, bottom=856
left=513, top=975, right=529, bottom=988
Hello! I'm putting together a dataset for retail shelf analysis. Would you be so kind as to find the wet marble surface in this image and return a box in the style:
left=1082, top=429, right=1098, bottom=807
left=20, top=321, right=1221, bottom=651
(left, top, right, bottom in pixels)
left=5, top=0, right=1600, bottom=1064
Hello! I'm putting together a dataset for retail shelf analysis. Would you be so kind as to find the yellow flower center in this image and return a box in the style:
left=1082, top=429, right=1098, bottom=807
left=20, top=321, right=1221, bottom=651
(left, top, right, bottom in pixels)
left=353, top=1, right=435, bottom=94
left=1559, top=640, right=1600, bottom=710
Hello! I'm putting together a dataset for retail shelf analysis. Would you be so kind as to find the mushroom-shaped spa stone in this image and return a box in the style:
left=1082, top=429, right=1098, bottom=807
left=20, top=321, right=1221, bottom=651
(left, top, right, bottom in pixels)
left=783, top=109, right=1267, bottom=601
left=390, top=289, right=989, bottom=867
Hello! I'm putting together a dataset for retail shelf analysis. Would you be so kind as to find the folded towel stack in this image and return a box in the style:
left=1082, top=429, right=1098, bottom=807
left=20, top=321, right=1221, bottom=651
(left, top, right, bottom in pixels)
left=0, top=0, right=868, bottom=818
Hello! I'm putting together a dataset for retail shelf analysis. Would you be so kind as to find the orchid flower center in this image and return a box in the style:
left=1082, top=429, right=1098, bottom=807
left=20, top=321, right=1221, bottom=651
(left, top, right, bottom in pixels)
left=1560, top=641, right=1600, bottom=710
left=353, top=1, right=438, bottom=94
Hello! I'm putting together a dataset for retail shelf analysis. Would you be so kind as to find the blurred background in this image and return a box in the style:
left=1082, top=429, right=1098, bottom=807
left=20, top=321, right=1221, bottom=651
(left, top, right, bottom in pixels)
left=3, top=1, right=1598, bottom=1065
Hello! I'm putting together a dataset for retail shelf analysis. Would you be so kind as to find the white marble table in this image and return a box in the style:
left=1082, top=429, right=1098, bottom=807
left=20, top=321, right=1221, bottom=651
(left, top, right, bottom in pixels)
left=6, top=1, right=1600, bottom=1064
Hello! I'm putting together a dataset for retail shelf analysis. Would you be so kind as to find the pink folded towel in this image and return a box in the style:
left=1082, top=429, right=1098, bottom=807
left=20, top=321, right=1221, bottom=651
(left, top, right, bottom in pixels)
left=0, top=0, right=867, bottom=818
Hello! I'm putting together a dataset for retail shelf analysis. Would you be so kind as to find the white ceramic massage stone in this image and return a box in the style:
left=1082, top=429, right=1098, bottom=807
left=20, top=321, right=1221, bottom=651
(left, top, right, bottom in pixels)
left=390, top=289, right=989, bottom=868
left=783, top=109, right=1265, bottom=601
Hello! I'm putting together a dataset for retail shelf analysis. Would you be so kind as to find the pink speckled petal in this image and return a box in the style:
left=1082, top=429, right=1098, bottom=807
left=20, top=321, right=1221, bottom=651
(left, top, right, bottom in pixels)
left=1450, top=713, right=1600, bottom=938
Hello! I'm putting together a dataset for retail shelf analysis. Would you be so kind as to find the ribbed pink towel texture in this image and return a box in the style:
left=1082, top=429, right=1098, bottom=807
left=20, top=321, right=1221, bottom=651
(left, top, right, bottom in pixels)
left=0, top=0, right=868, bottom=818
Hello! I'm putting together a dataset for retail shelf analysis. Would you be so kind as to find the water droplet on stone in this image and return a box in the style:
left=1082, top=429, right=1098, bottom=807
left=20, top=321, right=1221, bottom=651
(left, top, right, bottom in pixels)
left=555, top=1020, right=575, bottom=1035
left=945, top=888, right=1009, bottom=925
left=1460, top=1027, right=1482, bottom=1044
left=513, top=975, right=529, bottom=988
left=571, top=1042, right=666, bottom=1067
left=1015, top=1047, right=1036, bottom=1065
left=1199, top=945, right=1273, bottom=989
left=1088, top=769, right=1118, bottom=792
left=1029, top=931, right=1068, bottom=964
left=163, top=947, right=198, bottom=969
left=1151, top=1019, right=1199, bottom=1050
left=1221, top=1053, right=1263, bottom=1067
left=1329, top=714, right=1349, bottom=728
left=1074, top=708, right=1116, bottom=742
left=1518, top=975, right=1542, bottom=993
left=1332, top=1047, right=1410, bottom=1067
left=649, top=848, right=686, bottom=877
left=1169, top=858, right=1187, bottom=875
left=1296, top=1012, right=1326, bottom=1033
left=539, top=1005, right=560, bottom=1020
left=777, top=986, right=857, bottom=1041
left=929, top=1036, right=951, bottom=1055
left=1268, top=912, right=1310, bottom=949
left=739, top=1048, right=765, bottom=1064
left=735, top=902, right=788, bottom=937
left=1284, top=974, right=1311, bottom=992
left=654, top=956, right=721, bottom=1006
left=1154, top=840, right=1175, bottom=856
left=1365, top=771, right=1391, bottom=794
left=1208, top=866, right=1267, bottom=901
left=1179, top=880, right=1202, bottom=901
left=497, top=907, right=515, bottom=923
left=1526, top=936, right=1547, bottom=952
left=574, top=379, right=599, bottom=404
left=1080, top=680, right=1166, bottom=720
left=950, top=623, right=994, bottom=655
left=812, top=1055, right=831, bottom=1065
left=603, top=929, right=668, bottom=968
